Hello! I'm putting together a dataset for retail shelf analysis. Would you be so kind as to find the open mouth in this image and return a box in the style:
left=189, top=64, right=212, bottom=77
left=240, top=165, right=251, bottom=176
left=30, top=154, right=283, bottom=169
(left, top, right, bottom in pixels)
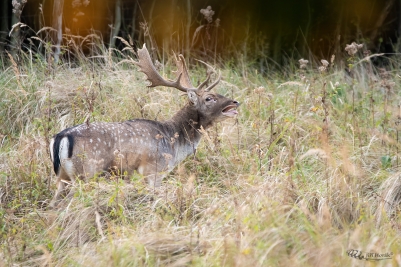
left=222, top=105, right=238, bottom=117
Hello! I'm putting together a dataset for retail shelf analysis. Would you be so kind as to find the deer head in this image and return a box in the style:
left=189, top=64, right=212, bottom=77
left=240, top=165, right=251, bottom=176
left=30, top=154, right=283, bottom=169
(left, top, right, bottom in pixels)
left=134, top=44, right=239, bottom=127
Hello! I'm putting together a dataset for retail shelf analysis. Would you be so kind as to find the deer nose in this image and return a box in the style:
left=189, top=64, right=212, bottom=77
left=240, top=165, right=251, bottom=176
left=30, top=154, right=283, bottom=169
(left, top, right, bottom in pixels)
left=233, top=100, right=240, bottom=106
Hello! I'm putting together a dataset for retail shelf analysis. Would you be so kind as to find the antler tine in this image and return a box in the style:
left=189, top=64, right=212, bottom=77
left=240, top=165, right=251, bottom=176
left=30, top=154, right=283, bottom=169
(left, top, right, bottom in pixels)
left=195, top=59, right=222, bottom=92
left=134, top=44, right=193, bottom=92
left=196, top=72, right=212, bottom=90
left=204, top=70, right=221, bottom=92
left=174, top=54, right=194, bottom=88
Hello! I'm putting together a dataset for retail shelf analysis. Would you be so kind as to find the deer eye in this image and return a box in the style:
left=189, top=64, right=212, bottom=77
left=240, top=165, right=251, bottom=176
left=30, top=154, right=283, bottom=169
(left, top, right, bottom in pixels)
left=205, top=97, right=214, bottom=102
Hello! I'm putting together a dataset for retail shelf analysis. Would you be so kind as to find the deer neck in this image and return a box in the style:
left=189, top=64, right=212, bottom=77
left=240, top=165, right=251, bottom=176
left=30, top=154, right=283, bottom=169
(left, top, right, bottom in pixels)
left=166, top=104, right=210, bottom=145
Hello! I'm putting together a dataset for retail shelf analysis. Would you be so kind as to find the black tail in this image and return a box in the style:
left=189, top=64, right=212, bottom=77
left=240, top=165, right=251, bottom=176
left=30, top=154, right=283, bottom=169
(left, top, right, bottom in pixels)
left=52, top=134, right=74, bottom=175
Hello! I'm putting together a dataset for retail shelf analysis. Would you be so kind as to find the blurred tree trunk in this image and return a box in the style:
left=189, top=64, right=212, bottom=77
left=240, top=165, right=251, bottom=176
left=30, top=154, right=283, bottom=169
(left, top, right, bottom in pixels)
left=147, top=0, right=158, bottom=58
left=272, top=18, right=282, bottom=64
left=185, top=0, right=191, bottom=58
left=110, top=0, right=122, bottom=48
left=10, top=6, right=20, bottom=58
left=334, top=0, right=345, bottom=60
left=165, top=0, right=176, bottom=56
left=130, top=1, right=138, bottom=44
left=370, top=0, right=395, bottom=50
left=0, top=1, right=8, bottom=52
left=302, top=0, right=311, bottom=57
left=397, top=0, right=401, bottom=47
left=52, top=0, right=64, bottom=64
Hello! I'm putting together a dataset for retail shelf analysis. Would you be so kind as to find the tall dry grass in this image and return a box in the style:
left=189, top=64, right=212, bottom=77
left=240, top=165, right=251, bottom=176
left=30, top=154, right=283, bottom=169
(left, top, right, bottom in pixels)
left=0, top=26, right=401, bottom=267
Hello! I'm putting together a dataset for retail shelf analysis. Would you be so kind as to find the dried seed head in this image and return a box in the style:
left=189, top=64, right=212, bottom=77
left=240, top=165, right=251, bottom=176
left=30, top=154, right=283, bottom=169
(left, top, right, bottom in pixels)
left=321, top=59, right=329, bottom=67
left=254, top=86, right=265, bottom=94
left=200, top=6, right=215, bottom=23
left=299, top=58, right=309, bottom=69
left=12, top=0, right=19, bottom=8
left=12, top=0, right=26, bottom=16
left=345, top=42, right=363, bottom=56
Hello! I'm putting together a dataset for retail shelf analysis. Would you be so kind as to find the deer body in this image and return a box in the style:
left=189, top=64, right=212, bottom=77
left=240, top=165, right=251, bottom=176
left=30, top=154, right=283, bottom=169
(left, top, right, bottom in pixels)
left=49, top=44, right=239, bottom=207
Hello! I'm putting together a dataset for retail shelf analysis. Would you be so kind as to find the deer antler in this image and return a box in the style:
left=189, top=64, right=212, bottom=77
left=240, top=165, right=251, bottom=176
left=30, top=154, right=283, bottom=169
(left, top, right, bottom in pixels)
left=173, top=53, right=193, bottom=88
left=134, top=44, right=220, bottom=93
left=194, top=59, right=221, bottom=92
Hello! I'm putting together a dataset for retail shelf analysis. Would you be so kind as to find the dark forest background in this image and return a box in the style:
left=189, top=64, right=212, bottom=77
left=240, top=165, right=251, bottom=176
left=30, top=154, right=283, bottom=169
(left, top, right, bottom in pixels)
left=0, top=0, right=400, bottom=69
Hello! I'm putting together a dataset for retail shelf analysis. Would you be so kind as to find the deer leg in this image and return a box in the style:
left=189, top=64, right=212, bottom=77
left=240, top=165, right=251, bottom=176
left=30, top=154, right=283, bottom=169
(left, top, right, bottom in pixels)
left=49, top=169, right=71, bottom=208
left=49, top=179, right=64, bottom=208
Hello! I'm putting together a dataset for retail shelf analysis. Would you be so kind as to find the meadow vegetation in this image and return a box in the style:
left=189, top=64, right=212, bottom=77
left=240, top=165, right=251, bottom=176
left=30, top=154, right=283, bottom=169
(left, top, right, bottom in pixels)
left=1, top=17, right=401, bottom=267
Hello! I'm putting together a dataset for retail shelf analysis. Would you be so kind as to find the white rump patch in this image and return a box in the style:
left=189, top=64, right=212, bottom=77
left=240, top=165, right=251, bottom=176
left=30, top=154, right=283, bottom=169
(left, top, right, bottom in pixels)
left=49, top=138, right=55, bottom=162
left=59, top=137, right=75, bottom=178
left=59, top=137, right=69, bottom=161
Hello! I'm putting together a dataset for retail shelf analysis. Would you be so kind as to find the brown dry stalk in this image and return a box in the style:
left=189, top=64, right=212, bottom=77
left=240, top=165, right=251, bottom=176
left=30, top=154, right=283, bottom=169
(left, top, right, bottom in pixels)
left=6, top=50, right=23, bottom=90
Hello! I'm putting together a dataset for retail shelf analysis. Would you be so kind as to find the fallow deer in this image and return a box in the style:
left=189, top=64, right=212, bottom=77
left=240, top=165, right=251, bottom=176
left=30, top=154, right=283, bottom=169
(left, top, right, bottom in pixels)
left=49, top=44, right=239, bottom=207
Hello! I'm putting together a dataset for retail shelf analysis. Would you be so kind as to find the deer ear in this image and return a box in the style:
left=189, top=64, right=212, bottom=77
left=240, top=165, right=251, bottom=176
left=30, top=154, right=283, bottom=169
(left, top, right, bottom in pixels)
left=187, top=91, right=198, bottom=105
